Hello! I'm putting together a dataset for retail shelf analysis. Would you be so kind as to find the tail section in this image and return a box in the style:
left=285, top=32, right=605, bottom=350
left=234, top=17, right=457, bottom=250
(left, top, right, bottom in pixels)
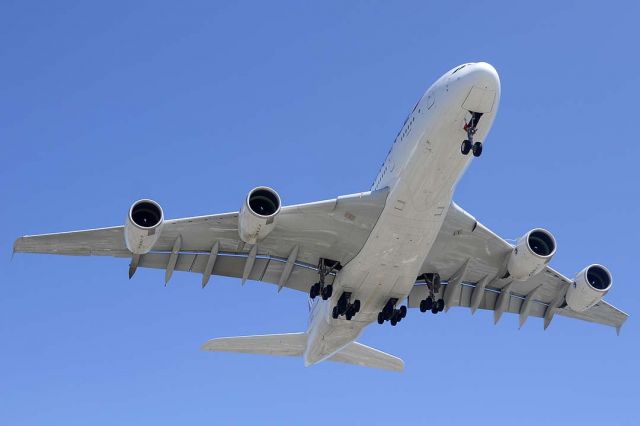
left=201, top=333, right=404, bottom=372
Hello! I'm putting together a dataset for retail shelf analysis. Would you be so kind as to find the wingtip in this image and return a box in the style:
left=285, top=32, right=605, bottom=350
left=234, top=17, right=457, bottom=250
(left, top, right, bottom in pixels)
left=12, top=237, right=22, bottom=259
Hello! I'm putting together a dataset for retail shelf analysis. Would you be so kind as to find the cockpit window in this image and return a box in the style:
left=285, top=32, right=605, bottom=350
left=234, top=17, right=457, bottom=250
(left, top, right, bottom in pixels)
left=451, top=64, right=467, bottom=75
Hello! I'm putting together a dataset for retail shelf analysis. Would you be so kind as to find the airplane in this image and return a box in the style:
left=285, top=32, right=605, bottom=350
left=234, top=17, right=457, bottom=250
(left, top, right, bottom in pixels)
left=14, top=62, right=628, bottom=372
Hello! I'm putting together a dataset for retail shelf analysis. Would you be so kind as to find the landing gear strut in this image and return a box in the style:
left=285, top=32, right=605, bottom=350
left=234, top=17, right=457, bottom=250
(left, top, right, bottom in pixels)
left=332, top=291, right=361, bottom=321
left=377, top=298, right=407, bottom=326
left=461, top=112, right=484, bottom=157
left=418, top=273, right=445, bottom=315
left=309, top=258, right=341, bottom=301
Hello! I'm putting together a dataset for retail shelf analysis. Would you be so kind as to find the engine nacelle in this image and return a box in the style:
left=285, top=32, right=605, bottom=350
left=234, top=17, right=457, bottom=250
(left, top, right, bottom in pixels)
left=506, top=228, right=556, bottom=281
left=566, top=264, right=612, bottom=312
left=124, top=199, right=164, bottom=254
left=238, top=187, right=281, bottom=244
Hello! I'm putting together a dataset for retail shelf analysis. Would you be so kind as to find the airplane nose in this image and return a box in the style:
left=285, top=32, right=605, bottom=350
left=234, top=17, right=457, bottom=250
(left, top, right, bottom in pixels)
left=461, top=62, right=500, bottom=91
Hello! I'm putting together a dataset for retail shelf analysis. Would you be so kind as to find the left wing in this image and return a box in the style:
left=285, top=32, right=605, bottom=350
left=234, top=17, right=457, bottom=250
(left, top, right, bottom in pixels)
left=14, top=189, right=389, bottom=293
left=408, top=202, right=628, bottom=333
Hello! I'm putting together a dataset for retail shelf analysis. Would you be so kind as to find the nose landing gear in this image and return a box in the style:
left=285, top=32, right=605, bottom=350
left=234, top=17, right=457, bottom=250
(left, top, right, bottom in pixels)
left=461, top=112, right=484, bottom=157
left=418, top=273, right=445, bottom=315
left=377, top=298, right=408, bottom=326
left=331, top=291, right=361, bottom=320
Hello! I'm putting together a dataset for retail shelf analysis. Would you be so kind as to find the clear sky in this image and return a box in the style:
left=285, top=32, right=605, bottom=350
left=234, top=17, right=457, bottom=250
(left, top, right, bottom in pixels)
left=1, top=1, right=639, bottom=424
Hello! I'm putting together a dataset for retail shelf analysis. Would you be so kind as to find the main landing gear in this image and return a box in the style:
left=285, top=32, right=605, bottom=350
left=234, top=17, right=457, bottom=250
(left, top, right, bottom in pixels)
left=332, top=291, right=362, bottom=321
left=377, top=298, right=408, bottom=326
left=418, top=273, right=445, bottom=315
left=461, top=111, right=484, bottom=157
left=309, top=258, right=341, bottom=301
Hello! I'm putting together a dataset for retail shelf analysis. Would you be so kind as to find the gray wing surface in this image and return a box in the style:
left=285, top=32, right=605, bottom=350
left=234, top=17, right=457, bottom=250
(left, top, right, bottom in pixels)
left=408, top=202, right=628, bottom=332
left=14, top=189, right=389, bottom=293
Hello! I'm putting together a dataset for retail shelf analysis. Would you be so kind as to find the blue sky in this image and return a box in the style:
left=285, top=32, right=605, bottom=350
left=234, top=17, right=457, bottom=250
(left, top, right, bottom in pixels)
left=1, top=1, right=639, bottom=424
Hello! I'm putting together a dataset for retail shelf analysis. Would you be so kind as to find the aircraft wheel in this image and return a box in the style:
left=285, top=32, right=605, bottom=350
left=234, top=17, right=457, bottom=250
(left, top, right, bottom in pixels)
left=353, top=299, right=361, bottom=313
left=337, top=297, right=347, bottom=314
left=399, top=305, right=407, bottom=318
left=310, top=283, right=319, bottom=299
left=321, top=285, right=333, bottom=300
left=390, top=317, right=398, bottom=326
left=420, top=300, right=427, bottom=313
left=461, top=140, right=472, bottom=155
left=377, top=312, right=385, bottom=324
left=332, top=306, right=339, bottom=319
left=431, top=306, right=439, bottom=315
left=425, top=297, right=433, bottom=311
left=472, top=142, right=483, bottom=157
left=437, top=299, right=445, bottom=312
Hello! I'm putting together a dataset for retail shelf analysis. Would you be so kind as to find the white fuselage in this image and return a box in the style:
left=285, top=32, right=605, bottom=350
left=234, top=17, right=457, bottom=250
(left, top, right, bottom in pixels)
left=304, top=63, right=501, bottom=366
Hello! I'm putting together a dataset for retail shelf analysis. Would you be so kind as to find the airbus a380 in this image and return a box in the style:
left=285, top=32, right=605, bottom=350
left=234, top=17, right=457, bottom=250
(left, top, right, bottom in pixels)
left=14, top=62, right=627, bottom=371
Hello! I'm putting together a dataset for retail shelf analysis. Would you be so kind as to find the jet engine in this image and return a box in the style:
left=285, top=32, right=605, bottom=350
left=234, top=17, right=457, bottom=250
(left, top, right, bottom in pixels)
left=566, top=264, right=612, bottom=312
left=238, top=187, right=281, bottom=244
left=506, top=228, right=556, bottom=280
left=124, top=199, right=164, bottom=254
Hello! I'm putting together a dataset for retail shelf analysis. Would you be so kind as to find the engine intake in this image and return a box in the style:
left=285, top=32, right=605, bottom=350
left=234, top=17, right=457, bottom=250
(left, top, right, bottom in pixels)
left=506, top=228, right=556, bottom=280
left=124, top=199, right=164, bottom=254
left=566, top=264, right=612, bottom=312
left=238, top=187, right=281, bottom=244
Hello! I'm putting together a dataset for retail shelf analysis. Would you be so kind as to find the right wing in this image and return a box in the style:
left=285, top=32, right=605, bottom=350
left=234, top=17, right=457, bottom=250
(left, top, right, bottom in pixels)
left=14, top=189, right=390, bottom=293
left=409, top=202, right=628, bottom=332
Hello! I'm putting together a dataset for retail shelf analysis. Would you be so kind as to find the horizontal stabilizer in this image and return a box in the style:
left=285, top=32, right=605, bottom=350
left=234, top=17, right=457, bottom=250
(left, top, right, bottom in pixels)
left=201, top=333, right=403, bottom=372
left=330, top=342, right=404, bottom=372
left=201, top=333, right=306, bottom=356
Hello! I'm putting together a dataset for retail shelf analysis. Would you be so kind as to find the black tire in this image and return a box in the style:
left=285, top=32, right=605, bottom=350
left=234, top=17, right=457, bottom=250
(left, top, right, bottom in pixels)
left=383, top=307, right=392, bottom=321
left=420, top=300, right=427, bottom=313
left=353, top=299, right=361, bottom=313
left=332, top=306, right=339, bottom=319
left=337, top=296, right=347, bottom=314
left=346, top=312, right=353, bottom=321
left=399, top=305, right=407, bottom=318
left=437, top=299, right=445, bottom=312
left=390, top=318, right=397, bottom=326
left=431, top=306, right=438, bottom=314
left=461, top=140, right=472, bottom=155
left=472, top=142, right=483, bottom=157
left=425, top=297, right=433, bottom=311
left=325, top=285, right=333, bottom=298
left=377, top=312, right=385, bottom=324
left=309, top=283, right=315, bottom=299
